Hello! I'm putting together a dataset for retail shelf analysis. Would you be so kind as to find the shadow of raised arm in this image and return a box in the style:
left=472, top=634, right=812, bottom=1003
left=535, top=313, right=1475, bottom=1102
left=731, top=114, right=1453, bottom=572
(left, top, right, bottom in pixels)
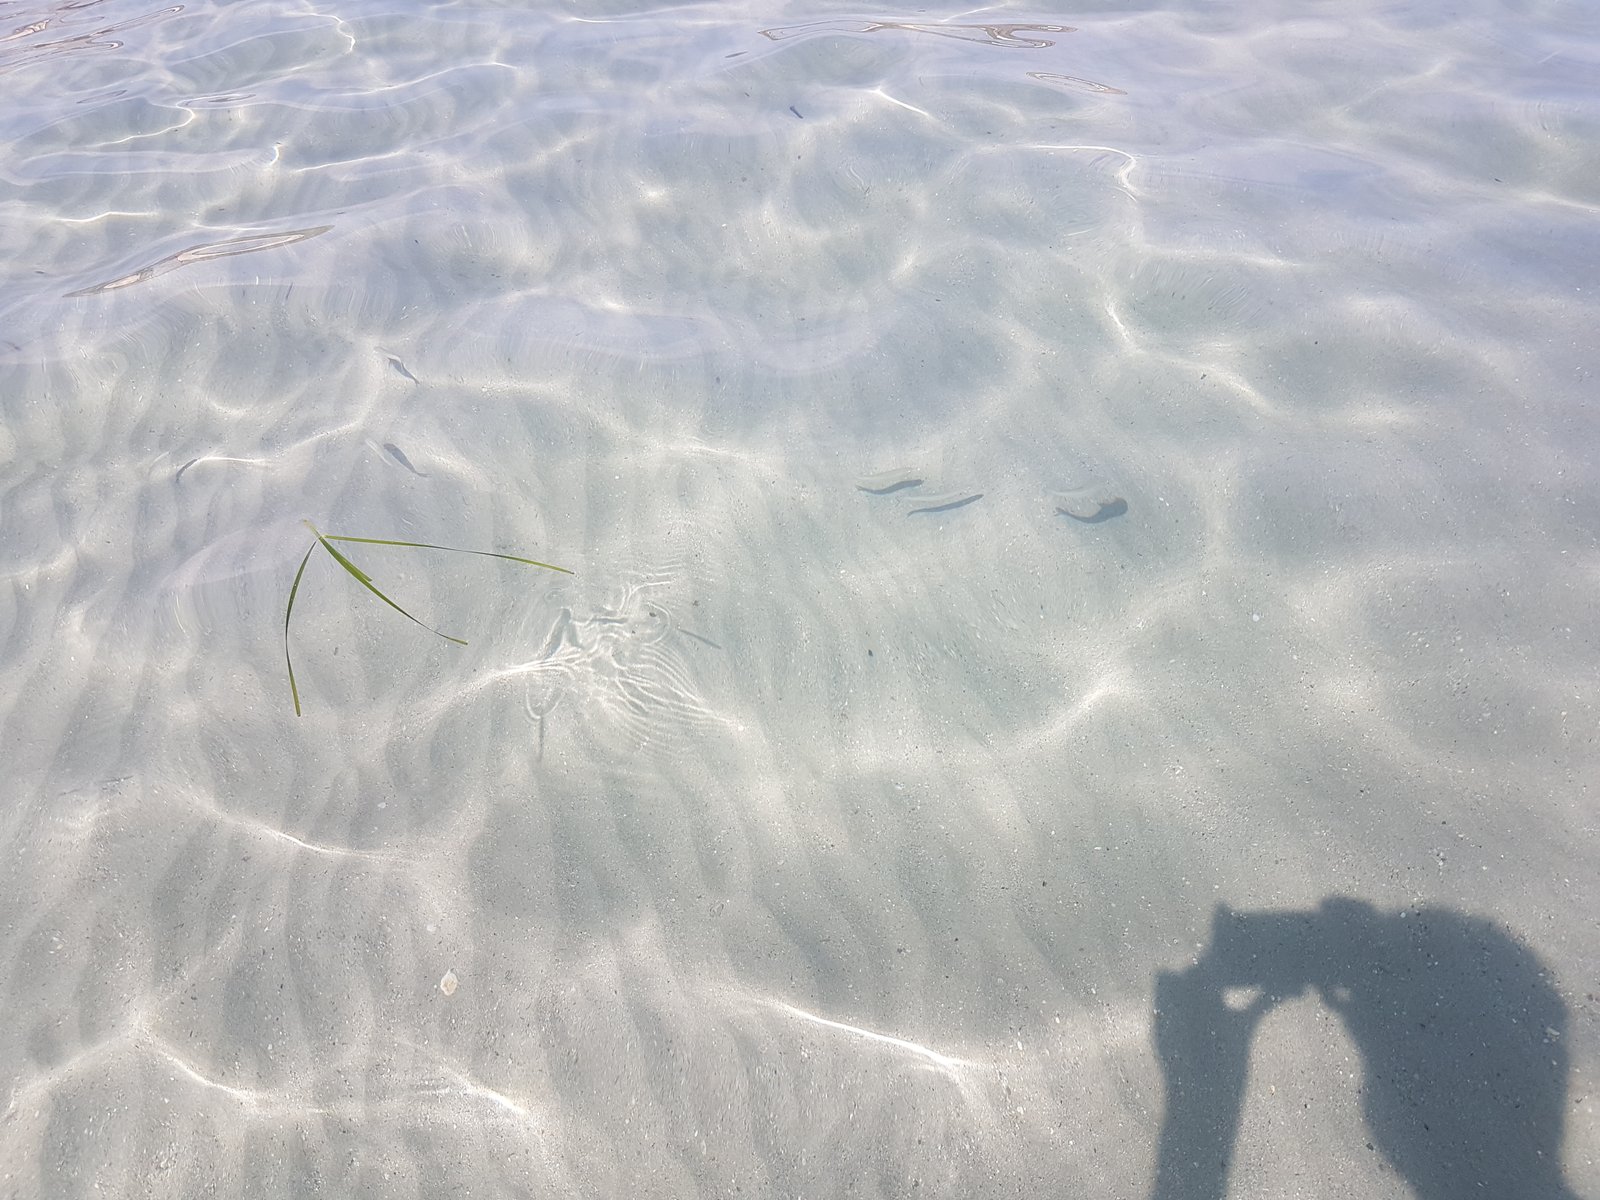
left=1150, top=899, right=1583, bottom=1200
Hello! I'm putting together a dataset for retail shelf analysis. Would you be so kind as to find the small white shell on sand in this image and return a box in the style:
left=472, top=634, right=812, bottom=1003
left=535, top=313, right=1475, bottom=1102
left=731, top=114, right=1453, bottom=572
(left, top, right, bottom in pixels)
left=440, top=970, right=458, bottom=996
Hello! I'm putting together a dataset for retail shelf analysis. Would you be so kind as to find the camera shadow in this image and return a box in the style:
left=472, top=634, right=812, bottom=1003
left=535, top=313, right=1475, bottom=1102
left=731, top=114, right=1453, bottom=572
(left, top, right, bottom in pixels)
left=1151, top=898, right=1582, bottom=1200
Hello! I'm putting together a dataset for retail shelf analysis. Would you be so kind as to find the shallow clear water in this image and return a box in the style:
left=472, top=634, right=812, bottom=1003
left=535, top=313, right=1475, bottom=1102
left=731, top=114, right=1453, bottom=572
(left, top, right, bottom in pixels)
left=2, top=0, right=1597, bottom=1196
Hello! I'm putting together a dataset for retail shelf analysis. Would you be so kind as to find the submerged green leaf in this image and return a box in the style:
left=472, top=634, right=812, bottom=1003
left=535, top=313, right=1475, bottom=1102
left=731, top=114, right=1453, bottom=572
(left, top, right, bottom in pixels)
left=285, top=520, right=571, bottom=716
left=323, top=534, right=573, bottom=575
left=284, top=544, right=317, bottom=717
left=305, top=523, right=467, bottom=647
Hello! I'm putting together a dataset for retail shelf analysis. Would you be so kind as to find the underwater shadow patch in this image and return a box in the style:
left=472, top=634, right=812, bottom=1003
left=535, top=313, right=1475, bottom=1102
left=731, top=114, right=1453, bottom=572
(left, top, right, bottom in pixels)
left=1151, top=898, right=1582, bottom=1200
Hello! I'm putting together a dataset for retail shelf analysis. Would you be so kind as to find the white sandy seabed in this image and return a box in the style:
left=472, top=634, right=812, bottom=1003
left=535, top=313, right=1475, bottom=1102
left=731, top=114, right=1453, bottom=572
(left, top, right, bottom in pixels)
left=0, top=0, right=1597, bottom=1196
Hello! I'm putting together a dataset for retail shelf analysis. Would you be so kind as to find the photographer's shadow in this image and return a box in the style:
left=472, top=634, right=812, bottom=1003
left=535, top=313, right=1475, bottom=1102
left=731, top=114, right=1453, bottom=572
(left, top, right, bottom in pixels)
left=1153, top=898, right=1582, bottom=1200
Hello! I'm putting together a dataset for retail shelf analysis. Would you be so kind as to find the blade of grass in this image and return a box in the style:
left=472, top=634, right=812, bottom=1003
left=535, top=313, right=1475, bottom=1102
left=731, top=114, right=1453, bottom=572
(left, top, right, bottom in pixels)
left=284, top=543, right=316, bottom=717
left=287, top=522, right=568, bottom=716
left=322, top=534, right=572, bottom=575
left=304, top=521, right=467, bottom=647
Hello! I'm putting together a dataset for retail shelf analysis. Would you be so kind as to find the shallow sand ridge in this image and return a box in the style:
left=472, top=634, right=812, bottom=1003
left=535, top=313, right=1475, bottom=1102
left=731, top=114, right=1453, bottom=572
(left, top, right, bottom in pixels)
left=0, top=0, right=1597, bottom=1196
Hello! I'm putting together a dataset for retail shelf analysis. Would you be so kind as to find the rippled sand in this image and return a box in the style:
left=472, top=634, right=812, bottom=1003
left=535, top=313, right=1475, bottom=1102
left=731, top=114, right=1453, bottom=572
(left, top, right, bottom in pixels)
left=1, top=0, right=1597, bottom=1196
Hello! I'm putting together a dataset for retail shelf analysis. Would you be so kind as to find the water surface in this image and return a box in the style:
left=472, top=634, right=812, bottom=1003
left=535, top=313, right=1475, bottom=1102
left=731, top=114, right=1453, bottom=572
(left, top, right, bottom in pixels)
left=2, top=0, right=1597, bottom=1195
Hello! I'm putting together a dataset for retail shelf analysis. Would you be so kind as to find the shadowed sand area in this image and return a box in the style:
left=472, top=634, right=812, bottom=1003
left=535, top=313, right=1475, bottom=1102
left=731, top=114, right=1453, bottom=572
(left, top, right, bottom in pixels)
left=1, top=0, right=1598, bottom=1196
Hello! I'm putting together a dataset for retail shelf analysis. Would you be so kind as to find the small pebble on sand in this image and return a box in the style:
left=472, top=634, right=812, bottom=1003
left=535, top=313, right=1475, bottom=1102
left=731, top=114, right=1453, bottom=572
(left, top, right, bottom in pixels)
left=440, top=970, right=458, bottom=996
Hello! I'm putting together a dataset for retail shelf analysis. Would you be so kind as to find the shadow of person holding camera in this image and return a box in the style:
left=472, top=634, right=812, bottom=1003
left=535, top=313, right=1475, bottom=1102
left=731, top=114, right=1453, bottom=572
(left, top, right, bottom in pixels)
left=1152, top=898, right=1581, bottom=1200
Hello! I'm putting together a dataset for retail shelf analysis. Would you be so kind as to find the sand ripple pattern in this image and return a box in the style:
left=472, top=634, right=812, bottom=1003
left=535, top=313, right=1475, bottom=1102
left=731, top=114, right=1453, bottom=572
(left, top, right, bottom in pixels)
left=1, top=0, right=1598, bottom=1197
